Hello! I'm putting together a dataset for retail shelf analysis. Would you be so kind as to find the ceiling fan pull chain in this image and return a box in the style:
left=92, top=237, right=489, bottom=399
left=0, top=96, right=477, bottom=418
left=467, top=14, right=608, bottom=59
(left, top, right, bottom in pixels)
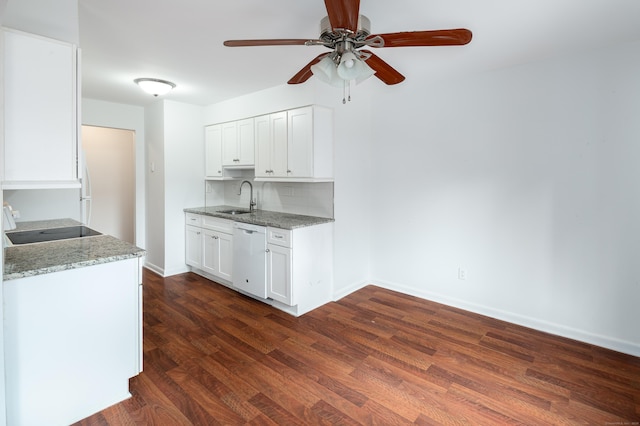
left=342, top=80, right=347, bottom=104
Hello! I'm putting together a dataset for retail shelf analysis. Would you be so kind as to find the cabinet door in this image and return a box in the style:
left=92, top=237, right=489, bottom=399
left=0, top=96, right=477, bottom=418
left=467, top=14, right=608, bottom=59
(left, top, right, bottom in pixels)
left=271, top=111, right=289, bottom=177
left=287, top=107, right=314, bottom=178
left=202, top=229, right=233, bottom=281
left=202, top=230, right=219, bottom=276
left=221, top=121, right=238, bottom=165
left=185, top=225, right=203, bottom=269
left=205, top=125, right=223, bottom=178
left=267, top=244, right=293, bottom=305
left=217, top=231, right=234, bottom=281
left=254, top=114, right=271, bottom=178
left=3, top=29, right=78, bottom=184
left=236, top=118, right=255, bottom=165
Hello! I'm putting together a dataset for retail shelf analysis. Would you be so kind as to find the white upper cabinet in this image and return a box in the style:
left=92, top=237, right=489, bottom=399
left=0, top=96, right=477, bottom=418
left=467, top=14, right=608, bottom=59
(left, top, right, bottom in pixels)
left=222, top=118, right=254, bottom=166
left=205, top=124, right=223, bottom=178
left=2, top=29, right=79, bottom=188
left=255, top=111, right=287, bottom=178
left=255, top=106, right=333, bottom=182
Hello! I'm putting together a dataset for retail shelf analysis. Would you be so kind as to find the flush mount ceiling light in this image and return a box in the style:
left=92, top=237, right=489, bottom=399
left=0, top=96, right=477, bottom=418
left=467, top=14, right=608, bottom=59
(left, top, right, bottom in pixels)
left=134, top=78, right=176, bottom=97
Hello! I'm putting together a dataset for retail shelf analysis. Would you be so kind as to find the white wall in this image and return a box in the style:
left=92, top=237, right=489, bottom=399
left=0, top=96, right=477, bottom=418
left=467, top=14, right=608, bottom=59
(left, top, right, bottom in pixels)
left=162, top=100, right=205, bottom=276
left=368, top=41, right=640, bottom=356
left=144, top=101, right=165, bottom=273
left=82, top=98, right=146, bottom=246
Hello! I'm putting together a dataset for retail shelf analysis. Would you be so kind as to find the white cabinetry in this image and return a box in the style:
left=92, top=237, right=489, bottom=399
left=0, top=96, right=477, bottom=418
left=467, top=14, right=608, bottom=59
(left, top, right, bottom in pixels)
left=205, top=124, right=223, bottom=178
left=185, top=213, right=234, bottom=283
left=266, top=223, right=333, bottom=315
left=222, top=118, right=255, bottom=166
left=4, top=257, right=143, bottom=425
left=255, top=111, right=288, bottom=178
left=2, top=29, right=79, bottom=188
left=255, top=106, right=333, bottom=181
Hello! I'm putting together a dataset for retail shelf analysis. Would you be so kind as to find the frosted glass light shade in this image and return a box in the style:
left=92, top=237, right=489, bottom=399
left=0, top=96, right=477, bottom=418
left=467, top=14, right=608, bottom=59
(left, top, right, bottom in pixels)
left=310, top=56, right=343, bottom=87
left=134, top=78, right=176, bottom=96
left=311, top=52, right=375, bottom=87
left=338, top=52, right=375, bottom=83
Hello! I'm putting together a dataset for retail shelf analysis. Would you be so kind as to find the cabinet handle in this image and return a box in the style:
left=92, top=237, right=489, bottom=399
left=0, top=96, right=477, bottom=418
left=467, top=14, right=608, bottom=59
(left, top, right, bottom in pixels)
left=287, top=169, right=291, bottom=174
left=196, top=231, right=201, bottom=235
left=265, top=248, right=270, bottom=253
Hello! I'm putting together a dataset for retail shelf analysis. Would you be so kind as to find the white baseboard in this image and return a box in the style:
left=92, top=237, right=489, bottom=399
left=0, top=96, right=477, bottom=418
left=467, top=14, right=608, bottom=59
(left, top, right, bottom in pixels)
left=332, top=279, right=369, bottom=302
left=142, top=262, right=164, bottom=277
left=366, top=279, right=640, bottom=358
left=143, top=263, right=190, bottom=278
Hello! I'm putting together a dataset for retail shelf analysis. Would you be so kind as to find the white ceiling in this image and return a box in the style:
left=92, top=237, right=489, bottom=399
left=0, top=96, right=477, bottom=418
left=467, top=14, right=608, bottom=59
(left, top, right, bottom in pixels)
left=76, top=0, right=640, bottom=107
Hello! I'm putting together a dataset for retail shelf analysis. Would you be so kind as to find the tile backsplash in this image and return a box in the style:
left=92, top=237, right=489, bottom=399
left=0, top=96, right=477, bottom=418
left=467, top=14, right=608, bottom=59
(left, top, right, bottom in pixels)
left=205, top=180, right=334, bottom=218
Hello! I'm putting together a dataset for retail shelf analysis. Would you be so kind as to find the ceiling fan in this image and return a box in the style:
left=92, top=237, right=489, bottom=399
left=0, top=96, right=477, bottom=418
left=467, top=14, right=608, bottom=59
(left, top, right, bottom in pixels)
left=223, top=0, right=472, bottom=88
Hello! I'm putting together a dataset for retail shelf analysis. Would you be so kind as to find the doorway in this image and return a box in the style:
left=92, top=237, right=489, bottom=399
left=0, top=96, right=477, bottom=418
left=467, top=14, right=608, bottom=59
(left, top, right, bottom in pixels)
left=81, top=126, right=135, bottom=244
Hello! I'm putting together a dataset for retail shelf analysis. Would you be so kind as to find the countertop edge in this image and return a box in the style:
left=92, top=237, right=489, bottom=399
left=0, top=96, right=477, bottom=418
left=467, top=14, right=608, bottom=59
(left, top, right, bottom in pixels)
left=4, top=251, right=146, bottom=281
left=184, top=206, right=335, bottom=230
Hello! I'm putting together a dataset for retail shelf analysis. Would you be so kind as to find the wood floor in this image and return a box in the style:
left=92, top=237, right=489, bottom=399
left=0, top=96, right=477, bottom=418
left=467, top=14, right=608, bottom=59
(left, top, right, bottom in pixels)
left=76, top=270, right=640, bottom=425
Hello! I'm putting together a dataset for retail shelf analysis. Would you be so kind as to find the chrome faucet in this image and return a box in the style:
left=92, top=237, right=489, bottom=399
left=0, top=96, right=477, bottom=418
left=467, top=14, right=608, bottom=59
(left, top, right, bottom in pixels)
left=238, top=180, right=256, bottom=212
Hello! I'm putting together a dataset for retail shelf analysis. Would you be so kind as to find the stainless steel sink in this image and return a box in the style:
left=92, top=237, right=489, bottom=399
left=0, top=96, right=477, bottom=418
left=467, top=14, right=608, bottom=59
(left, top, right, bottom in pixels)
left=218, top=209, right=251, bottom=215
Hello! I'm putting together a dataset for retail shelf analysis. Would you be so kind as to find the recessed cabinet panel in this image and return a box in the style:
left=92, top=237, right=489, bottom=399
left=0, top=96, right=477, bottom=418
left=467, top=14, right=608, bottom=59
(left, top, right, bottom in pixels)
left=205, top=125, right=223, bottom=178
left=222, top=118, right=254, bottom=166
left=255, top=115, right=271, bottom=178
left=287, top=107, right=313, bottom=178
left=267, top=243, right=293, bottom=305
left=221, top=122, right=238, bottom=166
left=185, top=225, right=203, bottom=269
left=271, top=112, right=289, bottom=177
left=237, top=118, right=255, bottom=165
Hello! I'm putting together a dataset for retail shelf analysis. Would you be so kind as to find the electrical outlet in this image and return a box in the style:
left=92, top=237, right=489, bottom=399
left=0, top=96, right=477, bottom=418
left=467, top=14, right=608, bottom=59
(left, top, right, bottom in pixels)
left=458, top=267, right=467, bottom=280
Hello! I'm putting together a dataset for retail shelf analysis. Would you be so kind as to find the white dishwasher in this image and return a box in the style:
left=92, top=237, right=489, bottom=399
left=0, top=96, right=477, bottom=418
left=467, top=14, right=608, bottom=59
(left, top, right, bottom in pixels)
left=232, top=222, right=267, bottom=298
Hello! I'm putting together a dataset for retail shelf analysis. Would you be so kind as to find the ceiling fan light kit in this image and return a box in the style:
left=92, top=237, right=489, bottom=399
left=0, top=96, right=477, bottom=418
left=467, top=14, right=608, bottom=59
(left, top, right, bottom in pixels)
left=223, top=0, right=472, bottom=102
left=134, top=77, right=176, bottom=97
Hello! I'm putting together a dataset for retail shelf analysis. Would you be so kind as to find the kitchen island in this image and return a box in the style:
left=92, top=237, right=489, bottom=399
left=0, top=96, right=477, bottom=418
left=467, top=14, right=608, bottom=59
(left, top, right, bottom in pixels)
left=3, top=219, right=145, bottom=426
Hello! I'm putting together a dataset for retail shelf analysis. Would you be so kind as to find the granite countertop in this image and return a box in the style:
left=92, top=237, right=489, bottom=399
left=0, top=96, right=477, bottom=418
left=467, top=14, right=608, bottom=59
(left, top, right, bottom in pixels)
left=3, top=219, right=145, bottom=281
left=184, top=205, right=334, bottom=229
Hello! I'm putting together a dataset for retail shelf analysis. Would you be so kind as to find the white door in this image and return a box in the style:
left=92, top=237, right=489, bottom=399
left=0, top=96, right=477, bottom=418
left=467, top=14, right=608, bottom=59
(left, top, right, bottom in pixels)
left=81, top=126, right=135, bottom=243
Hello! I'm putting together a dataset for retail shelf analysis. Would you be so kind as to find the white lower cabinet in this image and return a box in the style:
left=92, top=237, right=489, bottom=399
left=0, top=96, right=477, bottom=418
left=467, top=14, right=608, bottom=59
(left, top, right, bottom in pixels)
left=266, top=223, right=333, bottom=316
left=267, top=242, right=293, bottom=305
left=185, top=213, right=233, bottom=283
left=185, top=213, right=333, bottom=316
left=185, top=224, right=203, bottom=269
left=202, top=228, right=233, bottom=282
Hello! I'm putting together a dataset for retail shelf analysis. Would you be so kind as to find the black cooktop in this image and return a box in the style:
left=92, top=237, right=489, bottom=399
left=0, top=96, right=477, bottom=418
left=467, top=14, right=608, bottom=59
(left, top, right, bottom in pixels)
left=6, top=226, right=102, bottom=245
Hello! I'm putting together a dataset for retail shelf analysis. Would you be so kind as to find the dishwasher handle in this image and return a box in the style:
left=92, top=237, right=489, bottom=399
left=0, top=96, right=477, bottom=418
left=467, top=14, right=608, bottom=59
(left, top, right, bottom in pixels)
left=234, top=222, right=266, bottom=234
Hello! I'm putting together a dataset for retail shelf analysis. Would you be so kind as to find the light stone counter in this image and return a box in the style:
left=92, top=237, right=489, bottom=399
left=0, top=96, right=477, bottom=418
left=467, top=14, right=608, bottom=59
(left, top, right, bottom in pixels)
left=3, top=219, right=145, bottom=280
left=184, top=205, right=334, bottom=229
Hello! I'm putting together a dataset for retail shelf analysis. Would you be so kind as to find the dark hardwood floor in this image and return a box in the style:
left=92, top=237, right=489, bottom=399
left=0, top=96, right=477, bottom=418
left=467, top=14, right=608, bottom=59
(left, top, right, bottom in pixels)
left=76, top=270, right=640, bottom=425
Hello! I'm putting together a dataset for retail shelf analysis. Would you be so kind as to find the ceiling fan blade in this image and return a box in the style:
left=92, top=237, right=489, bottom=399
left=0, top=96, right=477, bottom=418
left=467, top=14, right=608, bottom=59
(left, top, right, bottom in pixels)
left=224, top=39, right=311, bottom=47
left=370, top=29, right=472, bottom=47
left=288, top=53, right=330, bottom=84
left=361, top=50, right=405, bottom=85
left=324, top=0, right=360, bottom=32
